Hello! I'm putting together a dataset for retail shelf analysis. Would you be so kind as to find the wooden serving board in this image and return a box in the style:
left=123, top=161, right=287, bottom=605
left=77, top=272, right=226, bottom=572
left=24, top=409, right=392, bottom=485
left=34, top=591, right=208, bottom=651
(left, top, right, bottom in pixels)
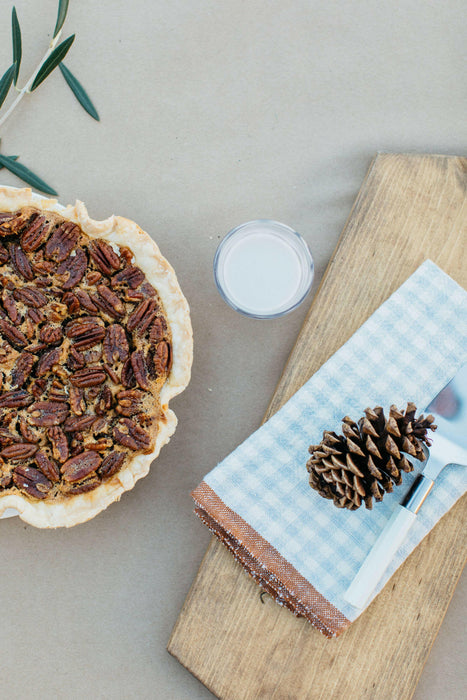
left=168, top=153, right=467, bottom=699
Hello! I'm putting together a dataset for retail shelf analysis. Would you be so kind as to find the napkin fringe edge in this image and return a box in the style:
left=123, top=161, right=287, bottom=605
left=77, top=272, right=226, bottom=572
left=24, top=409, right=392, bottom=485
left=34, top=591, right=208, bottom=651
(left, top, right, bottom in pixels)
left=192, top=481, right=350, bottom=638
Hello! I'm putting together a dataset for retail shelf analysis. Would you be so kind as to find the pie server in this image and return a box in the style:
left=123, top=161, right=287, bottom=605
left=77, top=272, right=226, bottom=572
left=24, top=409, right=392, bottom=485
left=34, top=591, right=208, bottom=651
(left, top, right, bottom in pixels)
left=344, top=363, right=467, bottom=609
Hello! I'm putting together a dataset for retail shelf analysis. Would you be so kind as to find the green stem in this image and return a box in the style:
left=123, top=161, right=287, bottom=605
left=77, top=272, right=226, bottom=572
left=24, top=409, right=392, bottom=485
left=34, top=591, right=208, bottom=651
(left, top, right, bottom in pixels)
left=0, top=29, right=63, bottom=131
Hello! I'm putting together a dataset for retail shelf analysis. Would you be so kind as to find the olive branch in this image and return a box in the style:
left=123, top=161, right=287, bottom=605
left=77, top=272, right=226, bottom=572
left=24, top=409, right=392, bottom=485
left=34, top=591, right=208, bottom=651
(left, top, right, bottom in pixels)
left=0, top=0, right=99, bottom=196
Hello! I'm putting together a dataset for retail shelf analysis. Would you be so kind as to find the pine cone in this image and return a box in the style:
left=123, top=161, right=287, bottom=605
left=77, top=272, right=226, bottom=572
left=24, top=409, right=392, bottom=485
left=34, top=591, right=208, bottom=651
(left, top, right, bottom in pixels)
left=306, top=403, right=436, bottom=510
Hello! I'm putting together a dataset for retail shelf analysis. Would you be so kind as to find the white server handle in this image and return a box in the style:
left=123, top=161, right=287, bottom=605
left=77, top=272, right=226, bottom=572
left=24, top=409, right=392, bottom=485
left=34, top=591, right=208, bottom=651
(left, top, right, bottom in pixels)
left=344, top=505, right=416, bottom=609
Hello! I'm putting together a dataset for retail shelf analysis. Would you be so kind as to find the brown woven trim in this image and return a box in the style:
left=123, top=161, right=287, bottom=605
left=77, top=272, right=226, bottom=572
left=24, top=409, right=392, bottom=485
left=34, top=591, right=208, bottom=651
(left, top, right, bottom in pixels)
left=192, top=481, right=351, bottom=638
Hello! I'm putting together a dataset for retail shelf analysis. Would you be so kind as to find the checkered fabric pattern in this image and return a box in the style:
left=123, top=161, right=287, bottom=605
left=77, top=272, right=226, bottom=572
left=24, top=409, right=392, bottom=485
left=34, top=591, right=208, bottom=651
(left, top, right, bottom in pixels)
left=202, top=261, right=467, bottom=621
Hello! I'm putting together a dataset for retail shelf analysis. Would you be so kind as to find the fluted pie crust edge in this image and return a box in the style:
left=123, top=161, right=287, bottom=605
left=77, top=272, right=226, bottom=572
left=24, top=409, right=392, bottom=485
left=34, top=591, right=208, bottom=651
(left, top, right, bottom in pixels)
left=0, top=186, right=193, bottom=528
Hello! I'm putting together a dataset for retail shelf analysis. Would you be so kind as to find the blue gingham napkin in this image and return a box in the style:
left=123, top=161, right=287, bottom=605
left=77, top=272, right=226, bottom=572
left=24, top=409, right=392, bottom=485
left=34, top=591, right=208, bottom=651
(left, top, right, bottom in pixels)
left=193, top=260, right=467, bottom=636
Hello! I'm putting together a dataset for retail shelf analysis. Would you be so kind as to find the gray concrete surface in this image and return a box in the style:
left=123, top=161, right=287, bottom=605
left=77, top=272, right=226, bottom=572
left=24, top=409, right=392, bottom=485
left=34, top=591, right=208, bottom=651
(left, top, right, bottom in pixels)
left=0, top=1, right=465, bottom=698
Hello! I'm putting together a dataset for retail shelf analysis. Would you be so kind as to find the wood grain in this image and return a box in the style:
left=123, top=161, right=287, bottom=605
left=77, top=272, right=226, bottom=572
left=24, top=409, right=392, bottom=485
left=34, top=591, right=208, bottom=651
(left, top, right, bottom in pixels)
left=168, top=153, right=467, bottom=700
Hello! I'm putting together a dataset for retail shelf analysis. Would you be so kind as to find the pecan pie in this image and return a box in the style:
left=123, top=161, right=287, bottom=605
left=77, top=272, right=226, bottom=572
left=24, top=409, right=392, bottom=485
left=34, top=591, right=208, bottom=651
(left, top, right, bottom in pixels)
left=0, top=187, right=192, bottom=527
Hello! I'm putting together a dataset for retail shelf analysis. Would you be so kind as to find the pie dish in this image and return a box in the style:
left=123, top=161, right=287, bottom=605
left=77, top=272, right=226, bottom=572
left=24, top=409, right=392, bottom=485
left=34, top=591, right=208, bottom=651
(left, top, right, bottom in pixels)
left=0, top=186, right=193, bottom=528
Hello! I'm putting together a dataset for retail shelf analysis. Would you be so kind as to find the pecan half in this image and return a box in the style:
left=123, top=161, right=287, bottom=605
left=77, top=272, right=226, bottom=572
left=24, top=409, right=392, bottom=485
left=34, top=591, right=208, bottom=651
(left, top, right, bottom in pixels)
left=127, top=299, right=159, bottom=333
left=56, top=246, right=87, bottom=289
left=37, top=348, right=61, bottom=377
left=69, top=385, right=86, bottom=415
left=113, top=418, right=151, bottom=451
left=27, top=308, right=45, bottom=325
left=67, top=347, right=86, bottom=371
left=116, top=389, right=145, bottom=416
left=153, top=341, right=171, bottom=376
left=83, top=438, right=113, bottom=452
left=95, top=385, right=113, bottom=415
left=61, top=451, right=102, bottom=482
left=45, top=222, right=80, bottom=262
left=149, top=316, right=167, bottom=345
left=1, top=443, right=38, bottom=459
left=20, top=214, right=52, bottom=252
left=2, top=293, right=21, bottom=324
left=47, top=426, right=69, bottom=463
left=65, top=317, right=105, bottom=350
left=0, top=318, right=28, bottom=348
left=130, top=350, right=150, bottom=390
left=11, top=352, right=36, bottom=388
left=13, top=287, right=48, bottom=308
left=103, top=324, right=129, bottom=364
left=39, top=324, right=63, bottom=345
left=111, top=265, right=145, bottom=289
left=9, top=243, right=33, bottom=280
left=35, top=450, right=60, bottom=481
left=62, top=291, right=80, bottom=314
left=65, top=316, right=104, bottom=338
left=98, top=451, right=126, bottom=478
left=0, top=390, right=33, bottom=408
left=70, top=367, right=106, bottom=388
left=13, top=465, right=52, bottom=499
left=28, top=401, right=69, bottom=426
left=88, top=240, right=121, bottom=275
left=75, top=326, right=106, bottom=351
left=63, top=414, right=96, bottom=432
left=120, top=357, right=136, bottom=388
left=74, top=288, right=98, bottom=312
left=92, top=285, right=125, bottom=319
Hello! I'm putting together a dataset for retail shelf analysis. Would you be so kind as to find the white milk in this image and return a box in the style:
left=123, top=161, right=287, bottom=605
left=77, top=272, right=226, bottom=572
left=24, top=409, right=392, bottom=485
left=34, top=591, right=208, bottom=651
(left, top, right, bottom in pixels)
left=223, top=230, right=302, bottom=314
left=214, top=220, right=314, bottom=318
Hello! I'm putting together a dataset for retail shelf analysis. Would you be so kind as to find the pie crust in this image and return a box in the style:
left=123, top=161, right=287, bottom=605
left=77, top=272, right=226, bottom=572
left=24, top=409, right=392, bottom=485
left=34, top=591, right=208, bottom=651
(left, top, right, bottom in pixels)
left=0, top=186, right=193, bottom=528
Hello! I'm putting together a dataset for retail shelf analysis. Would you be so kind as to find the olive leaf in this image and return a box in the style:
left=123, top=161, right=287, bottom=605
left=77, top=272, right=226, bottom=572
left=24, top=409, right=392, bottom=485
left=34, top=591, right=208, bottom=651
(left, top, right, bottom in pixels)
left=30, top=34, right=75, bottom=92
left=53, top=0, right=70, bottom=39
left=0, top=154, right=57, bottom=196
left=11, top=6, right=22, bottom=85
left=59, top=63, right=100, bottom=121
left=0, top=1, right=100, bottom=196
left=0, top=64, right=16, bottom=110
left=0, top=154, right=18, bottom=170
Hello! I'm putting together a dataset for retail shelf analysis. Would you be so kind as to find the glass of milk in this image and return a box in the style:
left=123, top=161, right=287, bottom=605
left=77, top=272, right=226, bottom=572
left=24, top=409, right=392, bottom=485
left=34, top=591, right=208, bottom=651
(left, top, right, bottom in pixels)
left=214, top=220, right=314, bottom=318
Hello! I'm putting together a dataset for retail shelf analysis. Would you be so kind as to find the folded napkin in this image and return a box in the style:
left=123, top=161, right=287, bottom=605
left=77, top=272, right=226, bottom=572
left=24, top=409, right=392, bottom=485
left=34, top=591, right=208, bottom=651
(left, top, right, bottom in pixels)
left=193, top=260, right=467, bottom=637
